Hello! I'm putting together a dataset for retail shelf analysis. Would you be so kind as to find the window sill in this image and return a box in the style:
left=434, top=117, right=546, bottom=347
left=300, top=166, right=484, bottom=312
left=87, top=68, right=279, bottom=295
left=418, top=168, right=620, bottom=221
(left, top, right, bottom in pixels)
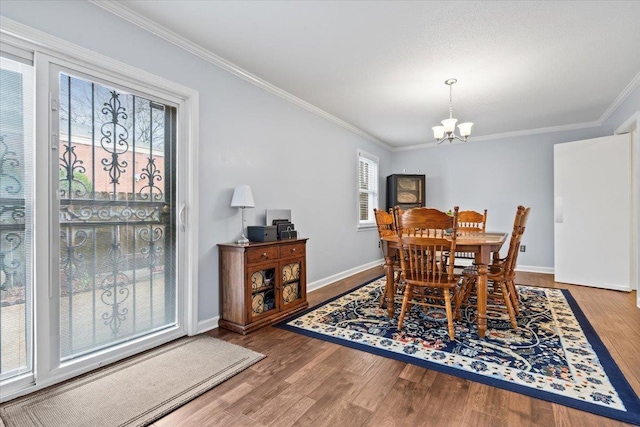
left=357, top=224, right=377, bottom=232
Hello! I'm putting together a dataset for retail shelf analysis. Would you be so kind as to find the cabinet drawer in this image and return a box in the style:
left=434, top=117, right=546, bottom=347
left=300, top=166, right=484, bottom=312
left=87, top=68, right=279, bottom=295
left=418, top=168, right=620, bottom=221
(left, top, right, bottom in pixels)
left=280, top=243, right=305, bottom=259
left=246, top=246, right=279, bottom=264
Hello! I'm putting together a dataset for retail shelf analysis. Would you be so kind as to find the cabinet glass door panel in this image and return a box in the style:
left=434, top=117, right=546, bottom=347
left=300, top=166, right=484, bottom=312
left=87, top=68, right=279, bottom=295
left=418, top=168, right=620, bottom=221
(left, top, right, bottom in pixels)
left=250, top=267, right=276, bottom=317
left=281, top=261, right=302, bottom=305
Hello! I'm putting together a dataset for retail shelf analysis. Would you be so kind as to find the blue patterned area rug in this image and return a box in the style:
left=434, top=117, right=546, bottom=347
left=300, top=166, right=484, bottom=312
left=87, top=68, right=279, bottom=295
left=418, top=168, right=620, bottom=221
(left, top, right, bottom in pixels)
left=276, top=276, right=640, bottom=425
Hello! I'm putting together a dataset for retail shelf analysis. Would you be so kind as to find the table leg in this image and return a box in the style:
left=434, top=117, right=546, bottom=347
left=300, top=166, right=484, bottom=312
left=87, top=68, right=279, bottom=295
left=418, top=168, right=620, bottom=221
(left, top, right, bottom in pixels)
left=384, top=253, right=395, bottom=318
left=476, top=263, right=488, bottom=338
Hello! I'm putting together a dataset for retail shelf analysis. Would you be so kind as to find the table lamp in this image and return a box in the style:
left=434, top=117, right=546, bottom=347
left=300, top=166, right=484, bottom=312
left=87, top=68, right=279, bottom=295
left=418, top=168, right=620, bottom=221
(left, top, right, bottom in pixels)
left=230, top=184, right=255, bottom=244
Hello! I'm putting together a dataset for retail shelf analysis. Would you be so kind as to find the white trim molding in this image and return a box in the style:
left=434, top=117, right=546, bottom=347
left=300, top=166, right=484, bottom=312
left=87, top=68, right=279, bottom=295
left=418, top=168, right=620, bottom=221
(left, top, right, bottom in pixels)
left=307, top=260, right=384, bottom=293
left=615, top=112, right=640, bottom=305
left=394, top=121, right=603, bottom=152
left=197, top=317, right=220, bottom=335
left=515, top=265, right=555, bottom=275
left=600, top=72, right=640, bottom=124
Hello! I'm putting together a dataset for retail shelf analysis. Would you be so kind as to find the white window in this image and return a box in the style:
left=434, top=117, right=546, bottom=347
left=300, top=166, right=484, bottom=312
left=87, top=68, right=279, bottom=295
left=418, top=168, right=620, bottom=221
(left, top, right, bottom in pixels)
left=358, top=149, right=379, bottom=228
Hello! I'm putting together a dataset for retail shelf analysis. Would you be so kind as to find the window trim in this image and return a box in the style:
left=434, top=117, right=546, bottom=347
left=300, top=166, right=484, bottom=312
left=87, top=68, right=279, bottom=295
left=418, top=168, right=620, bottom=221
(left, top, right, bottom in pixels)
left=357, top=149, right=379, bottom=230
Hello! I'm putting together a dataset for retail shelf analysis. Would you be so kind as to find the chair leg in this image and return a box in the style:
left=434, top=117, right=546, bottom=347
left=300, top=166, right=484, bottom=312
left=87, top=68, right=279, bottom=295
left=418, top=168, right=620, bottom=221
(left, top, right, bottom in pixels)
left=461, top=276, right=475, bottom=306
left=453, top=287, right=462, bottom=321
left=379, top=283, right=387, bottom=308
left=508, top=280, right=520, bottom=315
left=499, top=281, right=518, bottom=330
left=444, top=289, right=455, bottom=340
left=380, top=271, right=403, bottom=308
left=398, top=284, right=412, bottom=330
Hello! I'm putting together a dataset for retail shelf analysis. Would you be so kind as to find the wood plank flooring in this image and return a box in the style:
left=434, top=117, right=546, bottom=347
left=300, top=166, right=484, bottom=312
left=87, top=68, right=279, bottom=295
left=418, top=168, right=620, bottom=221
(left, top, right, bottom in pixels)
left=152, top=267, right=640, bottom=427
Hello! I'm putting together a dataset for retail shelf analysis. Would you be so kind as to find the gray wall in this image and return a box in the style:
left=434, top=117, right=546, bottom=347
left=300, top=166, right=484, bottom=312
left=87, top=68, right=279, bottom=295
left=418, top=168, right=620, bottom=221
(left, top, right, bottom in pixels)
left=1, top=1, right=391, bottom=322
left=392, top=85, right=640, bottom=269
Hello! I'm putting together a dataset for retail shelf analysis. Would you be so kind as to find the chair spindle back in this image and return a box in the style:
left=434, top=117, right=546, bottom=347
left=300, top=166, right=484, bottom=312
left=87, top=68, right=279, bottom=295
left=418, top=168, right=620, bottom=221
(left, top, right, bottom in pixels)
left=396, top=206, right=459, bottom=282
left=502, top=206, right=531, bottom=279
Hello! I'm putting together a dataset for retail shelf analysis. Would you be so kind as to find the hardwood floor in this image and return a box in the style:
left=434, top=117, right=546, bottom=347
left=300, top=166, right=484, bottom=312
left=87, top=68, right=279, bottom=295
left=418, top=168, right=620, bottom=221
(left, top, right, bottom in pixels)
left=152, top=267, right=640, bottom=427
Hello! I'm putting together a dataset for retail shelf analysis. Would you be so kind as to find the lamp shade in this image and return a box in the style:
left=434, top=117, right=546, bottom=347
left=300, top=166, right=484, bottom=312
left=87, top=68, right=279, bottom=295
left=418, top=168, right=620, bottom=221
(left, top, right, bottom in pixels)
left=432, top=126, right=445, bottom=140
left=230, top=185, right=255, bottom=208
left=458, top=122, right=473, bottom=137
left=441, top=118, right=458, bottom=133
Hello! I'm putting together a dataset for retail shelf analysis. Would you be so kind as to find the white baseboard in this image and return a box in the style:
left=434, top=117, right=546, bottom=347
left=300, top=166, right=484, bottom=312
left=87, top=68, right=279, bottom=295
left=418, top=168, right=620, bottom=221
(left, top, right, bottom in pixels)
left=196, top=316, right=219, bottom=334
left=553, top=280, right=632, bottom=292
left=516, top=265, right=555, bottom=274
left=307, top=259, right=384, bottom=293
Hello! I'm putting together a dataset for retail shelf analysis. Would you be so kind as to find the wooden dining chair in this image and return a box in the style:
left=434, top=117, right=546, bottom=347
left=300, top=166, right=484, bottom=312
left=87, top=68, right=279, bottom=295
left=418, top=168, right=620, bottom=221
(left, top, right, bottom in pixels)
left=458, top=209, right=487, bottom=233
left=391, top=207, right=404, bottom=233
left=459, top=206, right=531, bottom=330
left=374, top=208, right=402, bottom=307
left=396, top=206, right=461, bottom=340
left=451, top=209, right=487, bottom=269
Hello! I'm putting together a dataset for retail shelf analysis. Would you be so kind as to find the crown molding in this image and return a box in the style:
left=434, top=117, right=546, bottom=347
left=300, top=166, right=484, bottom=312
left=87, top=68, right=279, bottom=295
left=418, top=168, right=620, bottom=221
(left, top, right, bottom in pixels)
left=89, top=0, right=392, bottom=151
left=615, top=110, right=640, bottom=134
left=392, top=120, right=602, bottom=152
left=599, top=71, right=640, bottom=124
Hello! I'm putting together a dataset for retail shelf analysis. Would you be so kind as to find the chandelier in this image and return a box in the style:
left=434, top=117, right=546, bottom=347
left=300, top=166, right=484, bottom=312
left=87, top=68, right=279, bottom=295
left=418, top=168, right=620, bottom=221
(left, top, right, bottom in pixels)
left=432, top=78, right=473, bottom=144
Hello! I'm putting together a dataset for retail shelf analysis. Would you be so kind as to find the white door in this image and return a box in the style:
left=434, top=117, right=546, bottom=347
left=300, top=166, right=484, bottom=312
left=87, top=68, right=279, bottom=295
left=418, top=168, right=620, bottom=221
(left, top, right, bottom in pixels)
left=554, top=134, right=631, bottom=290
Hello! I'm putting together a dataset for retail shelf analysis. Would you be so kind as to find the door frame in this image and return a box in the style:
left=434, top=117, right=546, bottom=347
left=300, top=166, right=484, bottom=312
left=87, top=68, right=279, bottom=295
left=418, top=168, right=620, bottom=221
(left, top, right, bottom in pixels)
left=615, top=111, right=640, bottom=308
left=0, top=22, right=199, bottom=402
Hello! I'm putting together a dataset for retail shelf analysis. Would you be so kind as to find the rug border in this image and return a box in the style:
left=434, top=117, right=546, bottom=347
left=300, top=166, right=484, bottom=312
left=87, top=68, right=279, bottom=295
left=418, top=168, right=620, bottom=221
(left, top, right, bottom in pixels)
left=275, top=276, right=640, bottom=426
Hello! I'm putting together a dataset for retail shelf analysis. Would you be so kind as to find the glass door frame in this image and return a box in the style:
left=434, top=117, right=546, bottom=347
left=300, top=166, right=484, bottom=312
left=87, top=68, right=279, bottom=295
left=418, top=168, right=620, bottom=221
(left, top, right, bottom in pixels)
left=0, top=25, right=199, bottom=401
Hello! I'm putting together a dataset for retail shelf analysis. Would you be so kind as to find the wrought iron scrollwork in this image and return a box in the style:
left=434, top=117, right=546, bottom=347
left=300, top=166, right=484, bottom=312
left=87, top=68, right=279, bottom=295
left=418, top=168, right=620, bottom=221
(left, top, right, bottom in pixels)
left=0, top=135, right=21, bottom=196
left=139, top=226, right=163, bottom=268
left=55, top=74, right=176, bottom=355
left=100, top=272, right=130, bottom=337
left=0, top=203, right=25, bottom=224
left=59, top=229, right=87, bottom=287
left=59, top=203, right=161, bottom=223
left=100, top=230, right=130, bottom=337
left=60, top=141, right=87, bottom=198
left=100, top=91, right=129, bottom=189
left=139, top=157, right=163, bottom=200
left=0, top=232, right=22, bottom=290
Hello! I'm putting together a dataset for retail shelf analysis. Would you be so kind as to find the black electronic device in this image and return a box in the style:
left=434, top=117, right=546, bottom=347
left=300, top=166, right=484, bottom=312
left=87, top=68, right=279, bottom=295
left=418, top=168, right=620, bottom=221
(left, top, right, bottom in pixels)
left=280, top=230, right=298, bottom=239
left=276, top=222, right=294, bottom=236
left=247, top=225, right=277, bottom=242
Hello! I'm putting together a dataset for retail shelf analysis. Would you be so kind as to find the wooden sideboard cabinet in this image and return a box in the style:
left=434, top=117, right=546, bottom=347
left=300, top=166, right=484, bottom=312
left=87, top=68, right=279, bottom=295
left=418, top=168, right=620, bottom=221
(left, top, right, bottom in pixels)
left=217, top=238, right=308, bottom=334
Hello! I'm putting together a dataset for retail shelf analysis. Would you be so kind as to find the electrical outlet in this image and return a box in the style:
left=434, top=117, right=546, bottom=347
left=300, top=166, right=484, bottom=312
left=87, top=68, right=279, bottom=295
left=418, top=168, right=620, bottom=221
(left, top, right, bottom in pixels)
left=520, top=245, right=526, bottom=252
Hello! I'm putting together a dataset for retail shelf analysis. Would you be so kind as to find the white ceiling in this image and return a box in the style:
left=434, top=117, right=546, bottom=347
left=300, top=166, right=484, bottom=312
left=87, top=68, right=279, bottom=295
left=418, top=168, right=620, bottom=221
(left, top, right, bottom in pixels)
left=102, top=1, right=640, bottom=149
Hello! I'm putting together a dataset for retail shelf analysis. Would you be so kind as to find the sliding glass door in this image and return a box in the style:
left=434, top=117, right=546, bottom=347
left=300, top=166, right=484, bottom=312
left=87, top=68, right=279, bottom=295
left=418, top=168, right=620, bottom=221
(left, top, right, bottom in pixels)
left=54, top=69, right=178, bottom=360
left=0, top=33, right=194, bottom=401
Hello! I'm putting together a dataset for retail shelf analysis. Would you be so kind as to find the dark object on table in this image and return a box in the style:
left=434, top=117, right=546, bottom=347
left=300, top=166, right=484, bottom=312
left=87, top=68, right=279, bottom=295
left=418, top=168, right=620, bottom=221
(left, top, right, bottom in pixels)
left=247, top=225, right=277, bottom=242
